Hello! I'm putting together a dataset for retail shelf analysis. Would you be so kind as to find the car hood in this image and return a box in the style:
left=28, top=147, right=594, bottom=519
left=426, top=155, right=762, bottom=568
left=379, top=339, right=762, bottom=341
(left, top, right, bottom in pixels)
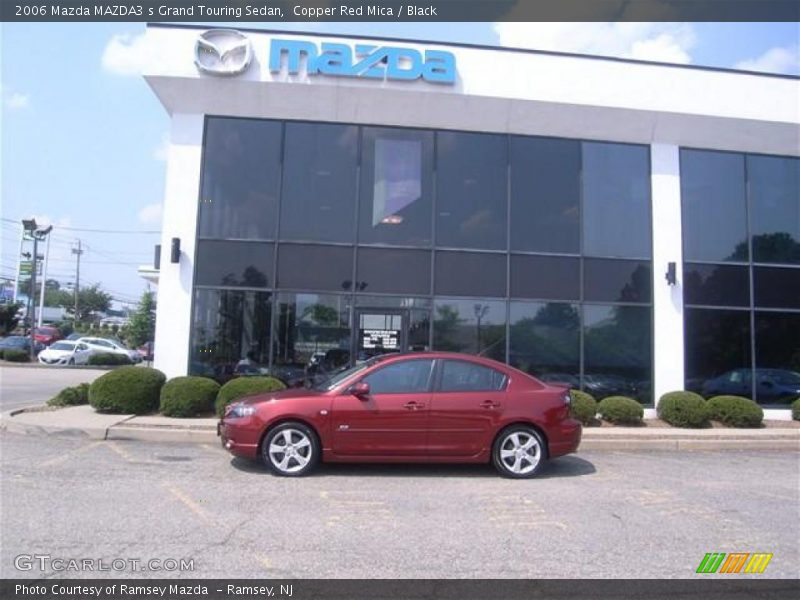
left=40, top=348, right=72, bottom=358
left=238, top=387, right=325, bottom=405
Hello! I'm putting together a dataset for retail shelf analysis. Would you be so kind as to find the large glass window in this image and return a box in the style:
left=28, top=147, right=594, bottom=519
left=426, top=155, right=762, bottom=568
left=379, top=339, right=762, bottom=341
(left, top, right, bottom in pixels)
left=433, top=298, right=506, bottom=361
left=277, top=244, right=354, bottom=292
left=681, top=150, right=748, bottom=262
left=683, top=263, right=750, bottom=307
left=355, top=296, right=431, bottom=352
left=582, top=142, right=651, bottom=259
left=434, top=251, right=506, bottom=297
left=509, top=302, right=580, bottom=383
left=195, top=241, right=274, bottom=288
left=754, top=312, right=800, bottom=404
left=359, top=127, right=433, bottom=246
left=510, top=136, right=580, bottom=254
left=584, top=304, right=651, bottom=403
left=280, top=123, right=358, bottom=243
left=583, top=259, right=651, bottom=304
left=510, top=255, right=579, bottom=301
left=356, top=248, right=431, bottom=295
left=753, top=266, right=800, bottom=309
left=436, top=132, right=507, bottom=250
left=748, top=155, right=800, bottom=264
left=199, top=118, right=281, bottom=240
left=190, top=289, right=272, bottom=382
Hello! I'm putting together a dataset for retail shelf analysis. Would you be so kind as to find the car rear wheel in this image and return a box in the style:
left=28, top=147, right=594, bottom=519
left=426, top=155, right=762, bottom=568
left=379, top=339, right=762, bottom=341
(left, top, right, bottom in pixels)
left=262, top=422, right=319, bottom=477
left=492, top=426, right=546, bottom=479
left=68, top=358, right=75, bottom=366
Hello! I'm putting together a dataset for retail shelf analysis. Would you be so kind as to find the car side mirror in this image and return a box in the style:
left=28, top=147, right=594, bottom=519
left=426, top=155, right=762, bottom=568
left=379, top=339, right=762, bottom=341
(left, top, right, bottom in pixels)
left=350, top=381, right=370, bottom=400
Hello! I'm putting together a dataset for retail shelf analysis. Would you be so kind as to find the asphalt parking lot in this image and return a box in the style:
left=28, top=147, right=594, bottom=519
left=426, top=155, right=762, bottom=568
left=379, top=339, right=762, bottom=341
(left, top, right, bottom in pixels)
left=0, top=365, right=108, bottom=411
left=1, top=431, right=797, bottom=579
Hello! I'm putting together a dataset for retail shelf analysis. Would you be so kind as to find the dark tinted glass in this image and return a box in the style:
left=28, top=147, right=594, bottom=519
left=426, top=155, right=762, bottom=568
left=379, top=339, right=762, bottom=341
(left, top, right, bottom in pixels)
left=356, top=248, right=431, bottom=295
left=582, top=142, right=651, bottom=258
left=439, top=360, right=506, bottom=392
left=280, top=123, right=358, bottom=243
left=272, top=292, right=353, bottom=383
left=436, top=131, right=507, bottom=250
left=681, top=149, right=748, bottom=262
left=584, top=304, right=651, bottom=404
left=509, top=302, right=580, bottom=380
left=748, top=155, right=800, bottom=264
left=277, top=244, right=353, bottom=292
left=364, top=359, right=434, bottom=394
left=510, top=136, right=580, bottom=253
left=434, top=251, right=506, bottom=297
left=359, top=127, right=433, bottom=246
left=754, top=312, right=800, bottom=405
left=190, top=289, right=271, bottom=381
left=195, top=241, right=273, bottom=288
left=684, top=308, right=752, bottom=398
left=584, top=259, right=651, bottom=303
left=199, top=118, right=281, bottom=239
left=510, top=255, right=579, bottom=300
left=683, top=263, right=750, bottom=307
left=433, top=298, right=506, bottom=361
left=753, top=266, right=800, bottom=309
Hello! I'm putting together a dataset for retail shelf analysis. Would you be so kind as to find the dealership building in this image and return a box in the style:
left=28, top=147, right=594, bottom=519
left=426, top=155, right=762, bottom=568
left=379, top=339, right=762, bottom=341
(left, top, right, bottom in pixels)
left=142, top=24, right=799, bottom=417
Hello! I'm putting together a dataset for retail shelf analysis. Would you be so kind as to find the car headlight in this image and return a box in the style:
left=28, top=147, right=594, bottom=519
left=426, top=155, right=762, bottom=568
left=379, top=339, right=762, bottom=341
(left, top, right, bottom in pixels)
left=227, top=404, right=256, bottom=418
left=563, top=391, right=572, bottom=406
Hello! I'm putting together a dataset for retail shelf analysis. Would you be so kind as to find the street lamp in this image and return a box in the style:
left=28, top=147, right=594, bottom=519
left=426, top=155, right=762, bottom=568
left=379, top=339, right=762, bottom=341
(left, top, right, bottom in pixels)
left=21, top=219, right=53, bottom=358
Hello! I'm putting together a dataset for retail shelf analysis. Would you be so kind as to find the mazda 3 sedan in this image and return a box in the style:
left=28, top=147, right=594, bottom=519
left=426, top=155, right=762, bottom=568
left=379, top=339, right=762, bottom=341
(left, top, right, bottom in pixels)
left=218, top=352, right=581, bottom=478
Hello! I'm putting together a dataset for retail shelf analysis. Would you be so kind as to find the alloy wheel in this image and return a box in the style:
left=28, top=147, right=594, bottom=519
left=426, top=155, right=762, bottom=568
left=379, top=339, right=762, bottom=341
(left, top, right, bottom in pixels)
left=498, top=431, right=541, bottom=475
left=267, top=428, right=313, bottom=474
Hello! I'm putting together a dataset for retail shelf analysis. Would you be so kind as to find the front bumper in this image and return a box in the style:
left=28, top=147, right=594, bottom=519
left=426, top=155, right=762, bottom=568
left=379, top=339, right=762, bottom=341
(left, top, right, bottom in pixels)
left=218, top=419, right=260, bottom=459
left=38, top=356, right=70, bottom=365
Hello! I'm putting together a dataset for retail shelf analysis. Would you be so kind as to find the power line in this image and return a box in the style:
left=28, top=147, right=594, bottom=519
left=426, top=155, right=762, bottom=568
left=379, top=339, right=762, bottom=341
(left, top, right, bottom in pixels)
left=1, top=218, right=160, bottom=235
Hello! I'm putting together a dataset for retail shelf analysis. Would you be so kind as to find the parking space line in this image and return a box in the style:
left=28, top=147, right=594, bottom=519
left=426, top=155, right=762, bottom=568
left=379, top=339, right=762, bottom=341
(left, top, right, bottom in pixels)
left=38, top=441, right=103, bottom=468
left=162, top=484, right=213, bottom=525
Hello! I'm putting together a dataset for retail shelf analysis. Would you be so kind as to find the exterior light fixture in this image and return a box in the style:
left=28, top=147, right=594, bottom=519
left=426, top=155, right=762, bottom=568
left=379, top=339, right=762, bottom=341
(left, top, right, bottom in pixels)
left=170, top=238, right=181, bottom=263
left=665, top=262, right=677, bottom=285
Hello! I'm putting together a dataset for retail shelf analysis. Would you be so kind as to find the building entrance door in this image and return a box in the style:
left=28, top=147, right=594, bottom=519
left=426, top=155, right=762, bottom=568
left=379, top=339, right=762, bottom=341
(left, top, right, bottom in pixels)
left=354, top=309, right=408, bottom=362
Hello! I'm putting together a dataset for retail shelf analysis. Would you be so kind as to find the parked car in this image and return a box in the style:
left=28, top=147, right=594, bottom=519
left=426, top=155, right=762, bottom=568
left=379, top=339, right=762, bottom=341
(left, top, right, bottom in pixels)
left=702, top=368, right=800, bottom=404
left=38, top=340, right=94, bottom=366
left=32, top=326, right=62, bottom=346
left=219, top=352, right=581, bottom=478
left=0, top=335, right=44, bottom=355
left=76, top=336, right=141, bottom=363
left=66, top=333, right=84, bottom=341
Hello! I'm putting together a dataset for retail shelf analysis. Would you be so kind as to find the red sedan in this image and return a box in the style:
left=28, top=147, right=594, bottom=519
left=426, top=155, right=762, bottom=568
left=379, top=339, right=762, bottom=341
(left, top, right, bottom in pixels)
left=33, top=326, right=62, bottom=346
left=219, top=352, right=581, bottom=478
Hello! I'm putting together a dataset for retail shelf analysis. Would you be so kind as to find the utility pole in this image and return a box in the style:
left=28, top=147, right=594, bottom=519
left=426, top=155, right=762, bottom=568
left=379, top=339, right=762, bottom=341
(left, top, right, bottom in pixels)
left=72, top=240, right=83, bottom=321
left=37, top=234, right=51, bottom=328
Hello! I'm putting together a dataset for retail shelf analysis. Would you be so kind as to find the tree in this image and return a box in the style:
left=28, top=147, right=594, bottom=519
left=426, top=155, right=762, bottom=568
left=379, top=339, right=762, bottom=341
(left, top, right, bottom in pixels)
left=47, top=284, right=112, bottom=322
left=0, top=303, right=22, bottom=335
left=127, top=290, right=156, bottom=347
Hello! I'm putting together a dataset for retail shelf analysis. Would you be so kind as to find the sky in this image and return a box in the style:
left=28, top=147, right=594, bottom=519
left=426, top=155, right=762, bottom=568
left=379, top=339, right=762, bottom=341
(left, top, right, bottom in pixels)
left=1, top=21, right=798, bottom=308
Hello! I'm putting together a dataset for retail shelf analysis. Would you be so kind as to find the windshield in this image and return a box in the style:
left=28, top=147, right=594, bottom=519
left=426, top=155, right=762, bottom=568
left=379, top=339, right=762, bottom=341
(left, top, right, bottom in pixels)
left=50, top=342, right=75, bottom=351
left=767, top=370, right=800, bottom=385
left=314, top=363, right=370, bottom=392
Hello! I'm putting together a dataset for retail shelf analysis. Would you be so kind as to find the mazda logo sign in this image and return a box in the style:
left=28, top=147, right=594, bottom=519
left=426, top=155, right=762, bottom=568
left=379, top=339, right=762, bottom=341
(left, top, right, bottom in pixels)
left=194, top=29, right=252, bottom=76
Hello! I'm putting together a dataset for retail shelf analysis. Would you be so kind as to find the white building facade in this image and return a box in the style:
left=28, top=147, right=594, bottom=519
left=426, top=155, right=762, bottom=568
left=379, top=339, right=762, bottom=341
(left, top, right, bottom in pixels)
left=144, top=24, right=800, bottom=418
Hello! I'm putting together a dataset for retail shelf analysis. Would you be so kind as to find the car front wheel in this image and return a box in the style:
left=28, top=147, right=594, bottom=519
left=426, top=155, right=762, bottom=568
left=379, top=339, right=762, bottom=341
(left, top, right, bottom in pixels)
left=261, top=422, right=319, bottom=477
left=492, top=426, right=546, bottom=479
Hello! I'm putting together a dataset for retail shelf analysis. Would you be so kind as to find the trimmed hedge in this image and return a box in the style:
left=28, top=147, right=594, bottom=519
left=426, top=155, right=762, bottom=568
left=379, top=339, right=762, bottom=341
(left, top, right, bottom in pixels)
left=89, top=366, right=166, bottom=414
left=658, top=391, right=710, bottom=428
left=48, top=383, right=90, bottom=407
left=707, top=395, right=763, bottom=428
left=2, top=349, right=31, bottom=362
left=160, top=376, right=220, bottom=418
left=88, top=352, right=131, bottom=366
left=570, top=390, right=598, bottom=425
left=792, top=398, right=800, bottom=421
left=598, top=396, right=644, bottom=425
left=216, top=376, right=286, bottom=417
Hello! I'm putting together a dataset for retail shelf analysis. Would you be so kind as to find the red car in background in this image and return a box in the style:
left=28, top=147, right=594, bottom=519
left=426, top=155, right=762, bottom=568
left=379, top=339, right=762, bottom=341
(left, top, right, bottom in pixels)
left=219, top=352, right=581, bottom=479
left=32, top=326, right=62, bottom=346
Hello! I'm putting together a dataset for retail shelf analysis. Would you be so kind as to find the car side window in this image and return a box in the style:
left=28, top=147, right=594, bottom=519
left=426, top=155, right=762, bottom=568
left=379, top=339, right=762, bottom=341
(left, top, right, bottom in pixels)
left=439, top=360, right=507, bottom=392
left=78, top=344, right=88, bottom=351
left=362, top=360, right=434, bottom=394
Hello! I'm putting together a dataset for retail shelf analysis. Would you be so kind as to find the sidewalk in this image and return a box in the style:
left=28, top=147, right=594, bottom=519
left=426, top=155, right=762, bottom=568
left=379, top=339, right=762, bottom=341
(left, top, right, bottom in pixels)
left=1, top=404, right=799, bottom=450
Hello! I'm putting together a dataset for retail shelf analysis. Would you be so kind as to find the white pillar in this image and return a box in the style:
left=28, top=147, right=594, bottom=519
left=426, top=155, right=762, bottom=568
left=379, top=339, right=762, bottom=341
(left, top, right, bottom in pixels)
left=650, top=143, right=685, bottom=409
left=153, top=113, right=204, bottom=379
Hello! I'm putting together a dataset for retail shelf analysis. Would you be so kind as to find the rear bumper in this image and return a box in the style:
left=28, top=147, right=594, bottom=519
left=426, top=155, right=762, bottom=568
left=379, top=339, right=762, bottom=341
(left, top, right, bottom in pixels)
left=218, top=420, right=260, bottom=459
left=548, top=418, right=582, bottom=458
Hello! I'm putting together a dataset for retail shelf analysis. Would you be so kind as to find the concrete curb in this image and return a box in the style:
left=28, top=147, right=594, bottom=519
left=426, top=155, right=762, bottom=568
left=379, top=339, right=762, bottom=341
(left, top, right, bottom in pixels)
left=2, top=405, right=798, bottom=450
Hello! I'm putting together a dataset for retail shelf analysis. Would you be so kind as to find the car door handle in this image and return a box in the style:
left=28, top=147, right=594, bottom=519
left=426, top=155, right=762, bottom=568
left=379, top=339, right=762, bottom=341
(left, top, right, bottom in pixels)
left=480, top=400, right=500, bottom=409
left=403, top=401, right=425, bottom=410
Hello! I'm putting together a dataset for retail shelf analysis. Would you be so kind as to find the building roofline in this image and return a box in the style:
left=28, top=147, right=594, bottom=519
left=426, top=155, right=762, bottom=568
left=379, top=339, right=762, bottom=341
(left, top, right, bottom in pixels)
left=147, top=22, right=800, bottom=81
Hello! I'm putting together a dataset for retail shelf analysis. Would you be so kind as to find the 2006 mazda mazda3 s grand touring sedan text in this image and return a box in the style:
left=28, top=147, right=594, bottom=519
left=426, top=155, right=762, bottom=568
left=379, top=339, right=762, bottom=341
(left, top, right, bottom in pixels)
left=218, top=352, right=581, bottom=478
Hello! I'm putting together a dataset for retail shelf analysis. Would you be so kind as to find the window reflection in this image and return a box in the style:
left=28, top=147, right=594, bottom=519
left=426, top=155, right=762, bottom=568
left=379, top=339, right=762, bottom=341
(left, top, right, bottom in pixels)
left=433, top=299, right=506, bottom=361
left=509, top=302, right=580, bottom=382
left=748, top=155, right=800, bottom=264
left=356, top=248, right=431, bottom=295
left=583, top=259, right=651, bottom=303
left=277, top=244, right=354, bottom=292
left=195, top=241, right=273, bottom=288
left=683, top=263, right=749, bottom=307
left=754, top=312, right=800, bottom=404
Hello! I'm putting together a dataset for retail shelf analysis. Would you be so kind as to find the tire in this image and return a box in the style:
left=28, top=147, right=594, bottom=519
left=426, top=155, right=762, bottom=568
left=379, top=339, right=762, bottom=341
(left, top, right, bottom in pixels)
left=68, top=358, right=75, bottom=366
left=261, top=421, right=319, bottom=477
left=492, top=426, right=546, bottom=479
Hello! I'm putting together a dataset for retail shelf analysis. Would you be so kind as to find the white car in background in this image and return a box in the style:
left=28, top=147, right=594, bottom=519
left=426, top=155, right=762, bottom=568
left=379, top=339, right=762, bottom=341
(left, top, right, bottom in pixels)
left=76, top=337, right=141, bottom=363
left=37, top=341, right=94, bottom=366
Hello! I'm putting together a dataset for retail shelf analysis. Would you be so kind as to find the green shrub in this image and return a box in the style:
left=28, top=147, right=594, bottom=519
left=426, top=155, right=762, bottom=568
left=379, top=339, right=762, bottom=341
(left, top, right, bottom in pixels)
left=47, top=383, right=91, bottom=407
left=2, top=349, right=30, bottom=362
left=88, top=352, right=131, bottom=366
left=89, top=366, right=166, bottom=414
left=570, top=390, right=598, bottom=425
left=657, top=391, right=710, bottom=428
left=216, top=376, right=286, bottom=417
left=707, top=395, right=763, bottom=428
left=598, top=396, right=644, bottom=425
left=160, top=376, right=221, bottom=418
left=792, top=398, right=800, bottom=421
